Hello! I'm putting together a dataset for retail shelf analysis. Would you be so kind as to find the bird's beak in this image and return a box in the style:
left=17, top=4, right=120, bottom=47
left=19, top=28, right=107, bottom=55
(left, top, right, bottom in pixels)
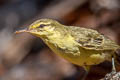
left=15, top=28, right=29, bottom=34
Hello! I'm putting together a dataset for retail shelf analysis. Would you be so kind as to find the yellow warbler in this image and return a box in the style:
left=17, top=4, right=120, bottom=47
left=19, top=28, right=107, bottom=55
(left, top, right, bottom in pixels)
left=15, top=19, right=120, bottom=71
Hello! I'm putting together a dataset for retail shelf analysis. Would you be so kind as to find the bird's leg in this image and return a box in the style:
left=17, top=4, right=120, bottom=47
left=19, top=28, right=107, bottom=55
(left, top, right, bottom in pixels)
left=81, top=66, right=91, bottom=80
left=106, top=57, right=116, bottom=77
left=103, top=57, right=117, bottom=79
left=111, top=57, right=116, bottom=74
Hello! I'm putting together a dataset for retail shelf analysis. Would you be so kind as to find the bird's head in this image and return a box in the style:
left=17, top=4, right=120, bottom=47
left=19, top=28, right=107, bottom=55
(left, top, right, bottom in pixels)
left=15, top=19, right=64, bottom=37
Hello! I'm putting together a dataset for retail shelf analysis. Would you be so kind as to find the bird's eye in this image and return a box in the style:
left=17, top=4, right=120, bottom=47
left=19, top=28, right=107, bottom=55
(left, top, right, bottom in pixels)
left=38, top=24, right=47, bottom=28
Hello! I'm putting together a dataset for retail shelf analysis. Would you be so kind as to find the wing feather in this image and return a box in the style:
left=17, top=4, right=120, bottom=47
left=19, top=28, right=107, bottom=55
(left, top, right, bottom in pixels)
left=65, top=26, right=119, bottom=50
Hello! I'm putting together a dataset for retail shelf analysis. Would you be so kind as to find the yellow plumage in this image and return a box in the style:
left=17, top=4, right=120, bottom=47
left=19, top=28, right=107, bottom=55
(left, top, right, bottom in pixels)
left=15, top=19, right=120, bottom=71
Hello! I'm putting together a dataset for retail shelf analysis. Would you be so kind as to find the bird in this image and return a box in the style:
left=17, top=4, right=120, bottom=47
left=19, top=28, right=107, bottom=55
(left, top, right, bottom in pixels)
left=15, top=19, right=120, bottom=72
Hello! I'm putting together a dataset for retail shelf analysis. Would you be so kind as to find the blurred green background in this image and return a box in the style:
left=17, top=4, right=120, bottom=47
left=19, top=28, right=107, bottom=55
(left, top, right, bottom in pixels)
left=0, top=0, right=120, bottom=80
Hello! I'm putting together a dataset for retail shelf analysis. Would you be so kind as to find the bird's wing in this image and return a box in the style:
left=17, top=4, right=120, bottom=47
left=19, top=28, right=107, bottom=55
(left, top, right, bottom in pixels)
left=66, top=26, right=119, bottom=50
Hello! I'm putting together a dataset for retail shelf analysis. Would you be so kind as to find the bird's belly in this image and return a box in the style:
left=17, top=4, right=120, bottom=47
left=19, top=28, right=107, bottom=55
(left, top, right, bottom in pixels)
left=55, top=49, right=112, bottom=66
left=45, top=41, right=112, bottom=66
